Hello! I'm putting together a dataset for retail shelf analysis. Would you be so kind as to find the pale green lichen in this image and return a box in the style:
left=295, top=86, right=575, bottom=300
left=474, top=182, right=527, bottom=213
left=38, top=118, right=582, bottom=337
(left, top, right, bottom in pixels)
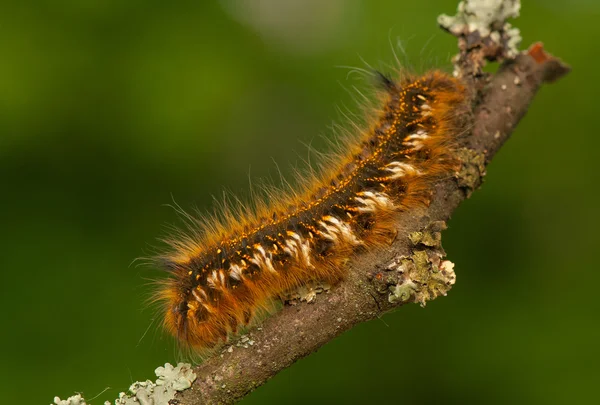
left=52, top=363, right=196, bottom=405
left=285, top=281, right=331, bottom=304
left=415, top=258, right=456, bottom=305
left=456, top=148, right=486, bottom=197
left=53, top=394, right=88, bottom=405
left=389, top=279, right=418, bottom=303
left=387, top=224, right=454, bottom=306
left=438, top=0, right=522, bottom=57
left=409, top=231, right=439, bottom=247
left=387, top=250, right=456, bottom=306
left=409, top=221, right=447, bottom=248
left=235, top=334, right=256, bottom=349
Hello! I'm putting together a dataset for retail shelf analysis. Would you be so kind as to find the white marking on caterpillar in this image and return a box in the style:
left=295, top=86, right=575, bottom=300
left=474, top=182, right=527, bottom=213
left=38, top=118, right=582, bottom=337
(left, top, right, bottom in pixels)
left=206, top=271, right=217, bottom=288
left=406, top=130, right=429, bottom=141
left=385, top=161, right=422, bottom=179
left=191, top=286, right=215, bottom=313
left=403, top=130, right=429, bottom=150
left=191, top=288, right=204, bottom=303
left=355, top=191, right=395, bottom=213
left=207, top=270, right=227, bottom=289
left=250, top=244, right=277, bottom=273
left=283, top=231, right=313, bottom=268
left=229, top=263, right=245, bottom=281
left=405, top=142, right=424, bottom=150
left=421, top=103, right=432, bottom=116
left=153, top=70, right=469, bottom=351
left=319, top=216, right=362, bottom=246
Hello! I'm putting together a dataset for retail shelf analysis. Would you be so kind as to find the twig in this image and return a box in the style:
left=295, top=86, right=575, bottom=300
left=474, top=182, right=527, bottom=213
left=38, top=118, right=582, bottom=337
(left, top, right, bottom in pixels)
left=175, top=1, right=570, bottom=404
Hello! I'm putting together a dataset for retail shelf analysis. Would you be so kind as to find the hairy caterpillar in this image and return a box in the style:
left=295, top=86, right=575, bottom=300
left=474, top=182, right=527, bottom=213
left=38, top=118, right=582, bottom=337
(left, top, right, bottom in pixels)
left=153, top=69, right=468, bottom=352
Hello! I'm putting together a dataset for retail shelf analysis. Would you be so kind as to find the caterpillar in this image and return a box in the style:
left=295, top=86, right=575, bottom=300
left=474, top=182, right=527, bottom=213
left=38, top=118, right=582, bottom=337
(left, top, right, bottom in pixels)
left=153, top=69, right=468, bottom=352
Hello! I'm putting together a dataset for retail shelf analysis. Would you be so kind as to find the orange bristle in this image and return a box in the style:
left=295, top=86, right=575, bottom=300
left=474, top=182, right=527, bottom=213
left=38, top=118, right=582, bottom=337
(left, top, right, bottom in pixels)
left=152, top=70, right=468, bottom=353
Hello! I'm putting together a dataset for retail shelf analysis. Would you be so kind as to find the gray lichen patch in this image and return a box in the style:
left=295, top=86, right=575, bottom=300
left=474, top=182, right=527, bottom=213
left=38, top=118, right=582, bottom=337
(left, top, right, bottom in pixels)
left=389, top=279, right=418, bottom=303
left=379, top=221, right=455, bottom=307
left=414, top=257, right=456, bottom=306
left=116, top=363, right=196, bottom=405
left=387, top=250, right=456, bottom=306
left=52, top=363, right=196, bottom=405
left=439, top=0, right=522, bottom=76
left=439, top=0, right=520, bottom=36
left=380, top=221, right=456, bottom=306
left=409, top=221, right=447, bottom=248
left=227, top=333, right=256, bottom=350
left=456, top=148, right=486, bottom=196
left=285, top=281, right=331, bottom=304
left=53, top=394, right=88, bottom=405
left=438, top=0, right=521, bottom=57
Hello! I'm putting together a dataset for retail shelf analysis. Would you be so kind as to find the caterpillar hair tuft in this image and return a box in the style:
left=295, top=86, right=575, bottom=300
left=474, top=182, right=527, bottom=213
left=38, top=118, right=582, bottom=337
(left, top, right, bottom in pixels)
left=150, top=69, right=469, bottom=353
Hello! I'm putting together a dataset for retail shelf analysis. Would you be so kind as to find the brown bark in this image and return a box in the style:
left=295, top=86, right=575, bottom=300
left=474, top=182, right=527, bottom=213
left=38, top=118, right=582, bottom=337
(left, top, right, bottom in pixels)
left=176, top=42, right=569, bottom=405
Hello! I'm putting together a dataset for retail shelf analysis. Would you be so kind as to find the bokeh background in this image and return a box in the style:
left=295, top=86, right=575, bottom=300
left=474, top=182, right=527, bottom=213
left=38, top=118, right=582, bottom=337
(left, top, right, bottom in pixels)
left=1, top=1, right=598, bottom=404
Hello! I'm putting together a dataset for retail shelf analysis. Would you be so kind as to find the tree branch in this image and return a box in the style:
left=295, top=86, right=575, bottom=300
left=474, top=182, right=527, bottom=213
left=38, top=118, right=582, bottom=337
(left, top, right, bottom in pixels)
left=171, top=2, right=570, bottom=404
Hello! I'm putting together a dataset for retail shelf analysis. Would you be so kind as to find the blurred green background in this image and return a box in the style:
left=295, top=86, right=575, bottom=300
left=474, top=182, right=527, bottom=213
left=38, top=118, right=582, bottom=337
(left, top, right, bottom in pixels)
left=1, top=1, right=597, bottom=404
